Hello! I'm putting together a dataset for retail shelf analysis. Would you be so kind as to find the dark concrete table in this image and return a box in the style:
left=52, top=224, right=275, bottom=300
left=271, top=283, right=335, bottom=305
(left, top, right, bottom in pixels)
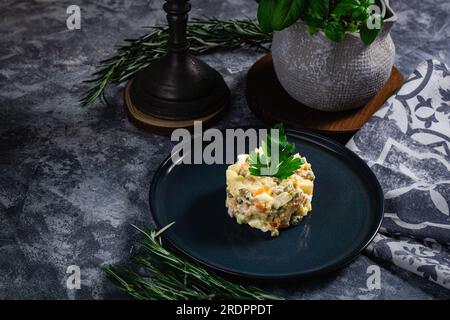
left=1, top=0, right=449, bottom=299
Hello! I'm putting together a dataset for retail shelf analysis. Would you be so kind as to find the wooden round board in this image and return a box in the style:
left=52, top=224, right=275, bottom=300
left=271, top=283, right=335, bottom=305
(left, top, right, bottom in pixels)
left=124, top=79, right=228, bottom=136
left=246, top=53, right=405, bottom=139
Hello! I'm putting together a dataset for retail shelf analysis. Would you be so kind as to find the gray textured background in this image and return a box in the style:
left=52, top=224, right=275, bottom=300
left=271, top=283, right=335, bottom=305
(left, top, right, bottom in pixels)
left=1, top=0, right=449, bottom=299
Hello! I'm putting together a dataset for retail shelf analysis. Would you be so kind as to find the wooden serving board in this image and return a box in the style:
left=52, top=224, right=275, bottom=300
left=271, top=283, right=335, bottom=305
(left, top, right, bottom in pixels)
left=246, top=53, right=405, bottom=142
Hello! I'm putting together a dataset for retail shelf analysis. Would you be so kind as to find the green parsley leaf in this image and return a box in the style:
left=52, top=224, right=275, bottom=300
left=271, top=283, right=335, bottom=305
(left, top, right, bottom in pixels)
left=248, top=123, right=304, bottom=179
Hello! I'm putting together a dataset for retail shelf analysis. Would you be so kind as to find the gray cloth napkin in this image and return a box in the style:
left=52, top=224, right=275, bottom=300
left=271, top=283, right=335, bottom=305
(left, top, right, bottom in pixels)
left=346, top=60, right=450, bottom=289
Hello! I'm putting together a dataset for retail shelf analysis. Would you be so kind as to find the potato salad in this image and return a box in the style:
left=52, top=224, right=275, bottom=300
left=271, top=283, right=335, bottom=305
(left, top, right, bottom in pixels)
left=225, top=153, right=315, bottom=237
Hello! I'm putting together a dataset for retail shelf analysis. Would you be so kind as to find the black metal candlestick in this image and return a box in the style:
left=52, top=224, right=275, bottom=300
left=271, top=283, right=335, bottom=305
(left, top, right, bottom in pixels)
left=124, top=0, right=230, bottom=134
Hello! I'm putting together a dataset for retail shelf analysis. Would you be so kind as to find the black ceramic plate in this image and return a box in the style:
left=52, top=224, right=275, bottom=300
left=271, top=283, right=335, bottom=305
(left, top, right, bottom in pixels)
left=150, top=129, right=383, bottom=279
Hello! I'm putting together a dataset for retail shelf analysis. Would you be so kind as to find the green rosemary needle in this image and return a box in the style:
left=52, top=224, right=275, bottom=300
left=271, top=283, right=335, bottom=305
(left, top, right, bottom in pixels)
left=81, top=18, right=271, bottom=106
left=104, top=223, right=283, bottom=300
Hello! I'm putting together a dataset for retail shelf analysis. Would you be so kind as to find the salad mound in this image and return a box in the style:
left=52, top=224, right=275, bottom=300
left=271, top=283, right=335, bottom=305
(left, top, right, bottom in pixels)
left=225, top=152, right=315, bottom=237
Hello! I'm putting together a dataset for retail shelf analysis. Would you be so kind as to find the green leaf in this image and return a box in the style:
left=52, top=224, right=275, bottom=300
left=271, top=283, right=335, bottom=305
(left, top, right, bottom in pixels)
left=306, top=24, right=319, bottom=34
left=257, top=0, right=276, bottom=33
left=303, top=14, right=323, bottom=34
left=248, top=123, right=304, bottom=179
left=351, top=5, right=368, bottom=21
left=324, top=21, right=346, bottom=42
left=248, top=151, right=261, bottom=176
left=361, top=0, right=376, bottom=6
left=360, top=17, right=382, bottom=45
left=275, top=156, right=303, bottom=179
left=271, top=0, right=306, bottom=30
left=346, top=21, right=359, bottom=33
left=308, top=0, right=329, bottom=18
left=261, top=139, right=270, bottom=157
left=331, top=0, right=359, bottom=20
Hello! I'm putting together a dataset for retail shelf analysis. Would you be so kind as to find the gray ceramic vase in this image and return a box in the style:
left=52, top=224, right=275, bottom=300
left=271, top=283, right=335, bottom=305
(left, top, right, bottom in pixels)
left=272, top=0, right=397, bottom=112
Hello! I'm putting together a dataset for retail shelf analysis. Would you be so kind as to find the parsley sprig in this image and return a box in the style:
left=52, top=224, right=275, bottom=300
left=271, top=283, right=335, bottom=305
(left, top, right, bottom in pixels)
left=248, top=124, right=304, bottom=179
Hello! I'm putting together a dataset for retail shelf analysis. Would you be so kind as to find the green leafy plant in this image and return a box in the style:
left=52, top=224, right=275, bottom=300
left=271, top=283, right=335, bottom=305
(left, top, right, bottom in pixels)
left=104, top=223, right=283, bottom=300
left=249, top=123, right=304, bottom=179
left=257, top=0, right=385, bottom=45
left=81, top=18, right=270, bottom=106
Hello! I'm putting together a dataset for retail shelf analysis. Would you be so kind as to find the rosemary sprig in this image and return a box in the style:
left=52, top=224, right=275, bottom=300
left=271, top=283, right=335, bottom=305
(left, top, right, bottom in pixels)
left=104, top=223, right=283, bottom=300
left=81, top=18, right=271, bottom=106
